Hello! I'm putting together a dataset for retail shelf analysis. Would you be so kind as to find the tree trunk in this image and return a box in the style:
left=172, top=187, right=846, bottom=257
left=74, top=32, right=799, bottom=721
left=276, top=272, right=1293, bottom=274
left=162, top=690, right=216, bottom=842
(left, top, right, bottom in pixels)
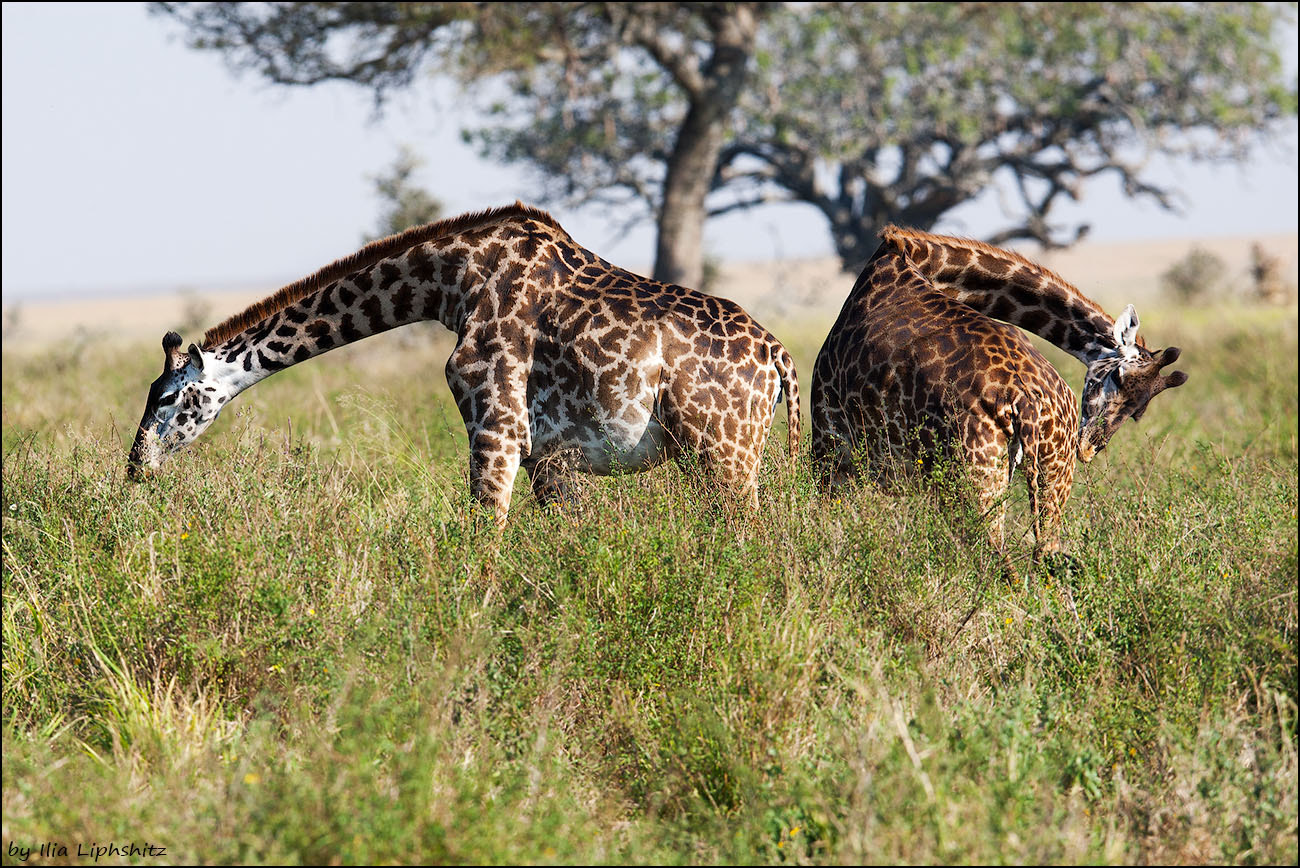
left=826, top=200, right=947, bottom=275
left=651, top=5, right=760, bottom=290
left=654, top=106, right=718, bottom=288
left=830, top=221, right=885, bottom=276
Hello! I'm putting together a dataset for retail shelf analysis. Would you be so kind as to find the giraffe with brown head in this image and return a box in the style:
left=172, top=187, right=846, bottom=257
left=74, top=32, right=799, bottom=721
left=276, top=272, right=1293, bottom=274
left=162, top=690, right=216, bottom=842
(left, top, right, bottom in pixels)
left=127, top=204, right=800, bottom=525
left=811, top=226, right=1186, bottom=568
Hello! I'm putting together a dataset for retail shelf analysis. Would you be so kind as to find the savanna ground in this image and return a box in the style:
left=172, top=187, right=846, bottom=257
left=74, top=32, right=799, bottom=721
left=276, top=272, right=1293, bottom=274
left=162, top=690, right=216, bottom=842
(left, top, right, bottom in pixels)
left=2, top=290, right=1296, bottom=864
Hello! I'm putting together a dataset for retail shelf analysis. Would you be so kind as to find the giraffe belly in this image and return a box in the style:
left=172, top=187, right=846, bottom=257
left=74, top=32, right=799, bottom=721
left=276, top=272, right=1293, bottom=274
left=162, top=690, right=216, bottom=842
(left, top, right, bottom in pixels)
left=528, top=388, right=673, bottom=475
left=585, top=414, right=672, bottom=473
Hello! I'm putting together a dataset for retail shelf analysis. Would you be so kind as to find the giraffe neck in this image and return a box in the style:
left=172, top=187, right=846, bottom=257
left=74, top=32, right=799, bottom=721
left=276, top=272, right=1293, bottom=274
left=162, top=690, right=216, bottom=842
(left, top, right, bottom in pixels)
left=206, top=236, right=482, bottom=396
left=880, top=227, right=1124, bottom=364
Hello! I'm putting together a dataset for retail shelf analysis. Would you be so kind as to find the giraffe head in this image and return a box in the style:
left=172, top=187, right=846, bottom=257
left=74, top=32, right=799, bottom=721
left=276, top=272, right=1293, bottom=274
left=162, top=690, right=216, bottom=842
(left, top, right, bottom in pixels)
left=1078, top=306, right=1187, bottom=463
left=126, top=332, right=229, bottom=479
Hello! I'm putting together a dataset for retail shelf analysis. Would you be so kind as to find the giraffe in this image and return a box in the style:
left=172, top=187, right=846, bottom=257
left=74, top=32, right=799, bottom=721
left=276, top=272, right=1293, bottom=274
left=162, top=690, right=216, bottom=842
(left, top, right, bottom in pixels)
left=127, top=204, right=800, bottom=525
left=811, top=225, right=1187, bottom=565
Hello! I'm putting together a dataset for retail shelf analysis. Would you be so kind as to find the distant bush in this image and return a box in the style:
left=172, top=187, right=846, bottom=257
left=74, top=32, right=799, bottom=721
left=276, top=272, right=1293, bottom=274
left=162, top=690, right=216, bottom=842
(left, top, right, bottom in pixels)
left=1161, top=246, right=1228, bottom=302
left=2, top=302, right=22, bottom=340
left=366, top=145, right=444, bottom=242
left=699, top=251, right=723, bottom=295
left=1251, top=242, right=1295, bottom=304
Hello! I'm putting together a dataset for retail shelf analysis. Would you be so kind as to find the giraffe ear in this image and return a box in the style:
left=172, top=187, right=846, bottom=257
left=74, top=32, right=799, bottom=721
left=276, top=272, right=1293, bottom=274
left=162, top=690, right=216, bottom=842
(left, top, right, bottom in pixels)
left=1112, top=305, right=1139, bottom=348
left=188, top=343, right=206, bottom=372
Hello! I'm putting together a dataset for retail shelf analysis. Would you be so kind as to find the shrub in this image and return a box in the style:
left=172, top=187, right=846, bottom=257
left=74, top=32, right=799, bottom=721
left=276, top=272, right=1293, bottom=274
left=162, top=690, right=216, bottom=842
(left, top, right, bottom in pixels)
left=1160, top=245, right=1228, bottom=302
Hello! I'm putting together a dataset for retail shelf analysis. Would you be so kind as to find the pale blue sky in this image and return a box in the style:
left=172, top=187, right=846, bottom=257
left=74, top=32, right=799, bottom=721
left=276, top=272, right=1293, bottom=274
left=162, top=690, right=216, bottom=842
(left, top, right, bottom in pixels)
left=3, top=2, right=1297, bottom=300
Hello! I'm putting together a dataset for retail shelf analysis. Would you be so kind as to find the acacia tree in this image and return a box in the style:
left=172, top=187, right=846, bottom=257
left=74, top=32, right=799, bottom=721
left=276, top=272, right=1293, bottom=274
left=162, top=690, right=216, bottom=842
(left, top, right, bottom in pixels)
left=722, top=2, right=1298, bottom=270
left=150, top=1, right=767, bottom=288
left=152, top=2, right=1295, bottom=283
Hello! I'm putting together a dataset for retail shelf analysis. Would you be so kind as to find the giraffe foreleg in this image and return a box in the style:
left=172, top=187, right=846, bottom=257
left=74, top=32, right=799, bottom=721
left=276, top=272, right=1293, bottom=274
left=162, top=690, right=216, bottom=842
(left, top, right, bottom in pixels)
left=447, top=337, right=535, bottom=529
left=466, top=430, right=524, bottom=529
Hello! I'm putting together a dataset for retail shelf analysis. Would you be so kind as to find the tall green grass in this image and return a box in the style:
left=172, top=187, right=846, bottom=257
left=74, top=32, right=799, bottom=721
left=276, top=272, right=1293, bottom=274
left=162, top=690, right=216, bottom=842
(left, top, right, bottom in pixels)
left=3, top=303, right=1295, bottom=864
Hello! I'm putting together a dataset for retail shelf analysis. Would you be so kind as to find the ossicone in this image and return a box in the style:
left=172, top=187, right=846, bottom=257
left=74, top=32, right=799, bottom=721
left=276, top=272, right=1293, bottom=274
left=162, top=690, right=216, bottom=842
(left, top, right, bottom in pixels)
left=1158, top=346, right=1186, bottom=388
left=161, top=331, right=189, bottom=373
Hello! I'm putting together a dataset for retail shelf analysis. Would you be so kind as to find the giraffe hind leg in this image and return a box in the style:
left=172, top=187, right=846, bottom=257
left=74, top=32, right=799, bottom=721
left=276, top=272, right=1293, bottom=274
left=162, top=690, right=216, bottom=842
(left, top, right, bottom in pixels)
left=1020, top=438, right=1086, bottom=582
left=810, top=421, right=859, bottom=493
left=1023, top=448, right=1070, bottom=561
left=969, top=461, right=1018, bottom=583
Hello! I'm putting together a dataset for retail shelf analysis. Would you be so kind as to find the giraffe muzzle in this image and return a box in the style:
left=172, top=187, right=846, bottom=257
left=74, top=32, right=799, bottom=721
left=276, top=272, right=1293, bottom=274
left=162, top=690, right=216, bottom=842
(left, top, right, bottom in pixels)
left=126, top=430, right=162, bottom=481
left=125, top=448, right=159, bottom=481
left=1077, top=428, right=1106, bottom=464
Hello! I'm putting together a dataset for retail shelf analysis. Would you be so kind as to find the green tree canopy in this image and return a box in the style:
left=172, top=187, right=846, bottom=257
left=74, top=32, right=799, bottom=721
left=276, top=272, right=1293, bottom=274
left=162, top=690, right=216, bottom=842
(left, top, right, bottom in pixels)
left=725, top=2, right=1298, bottom=269
left=152, top=1, right=1296, bottom=282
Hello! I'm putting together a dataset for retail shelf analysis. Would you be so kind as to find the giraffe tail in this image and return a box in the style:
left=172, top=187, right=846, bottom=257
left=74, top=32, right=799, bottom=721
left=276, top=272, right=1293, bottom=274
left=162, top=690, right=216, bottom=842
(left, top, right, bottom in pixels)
left=773, top=343, right=801, bottom=463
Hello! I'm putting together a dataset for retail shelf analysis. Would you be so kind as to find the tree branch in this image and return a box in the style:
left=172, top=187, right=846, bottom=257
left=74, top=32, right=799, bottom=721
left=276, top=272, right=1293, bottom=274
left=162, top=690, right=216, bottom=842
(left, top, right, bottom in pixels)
left=605, top=3, right=706, bottom=97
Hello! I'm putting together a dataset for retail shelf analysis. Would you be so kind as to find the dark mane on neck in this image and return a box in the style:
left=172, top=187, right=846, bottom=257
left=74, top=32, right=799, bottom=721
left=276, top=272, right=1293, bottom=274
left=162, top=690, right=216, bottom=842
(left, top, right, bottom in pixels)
left=878, top=224, right=1143, bottom=348
left=879, top=224, right=1082, bottom=300
left=201, top=202, right=560, bottom=349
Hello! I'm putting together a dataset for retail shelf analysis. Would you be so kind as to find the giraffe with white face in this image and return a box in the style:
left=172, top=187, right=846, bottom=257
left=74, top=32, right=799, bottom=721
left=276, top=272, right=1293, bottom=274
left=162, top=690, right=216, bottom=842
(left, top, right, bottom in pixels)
left=127, top=204, right=800, bottom=523
left=128, top=332, right=242, bottom=474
